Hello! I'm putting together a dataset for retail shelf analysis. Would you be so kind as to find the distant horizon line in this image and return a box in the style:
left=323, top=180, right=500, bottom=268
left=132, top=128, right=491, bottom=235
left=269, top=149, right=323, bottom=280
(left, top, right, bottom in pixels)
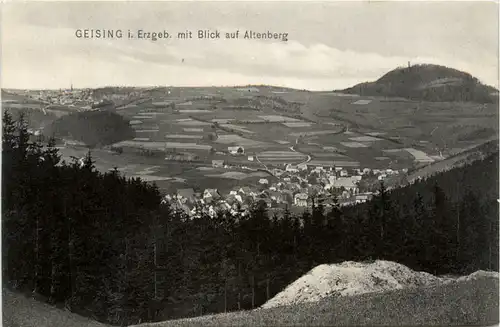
left=1, top=84, right=347, bottom=92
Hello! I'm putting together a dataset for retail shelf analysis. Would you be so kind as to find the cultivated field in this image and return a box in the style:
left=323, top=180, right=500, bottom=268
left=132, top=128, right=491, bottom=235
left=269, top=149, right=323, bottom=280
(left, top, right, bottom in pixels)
left=257, top=151, right=308, bottom=165
left=9, top=84, right=497, bottom=192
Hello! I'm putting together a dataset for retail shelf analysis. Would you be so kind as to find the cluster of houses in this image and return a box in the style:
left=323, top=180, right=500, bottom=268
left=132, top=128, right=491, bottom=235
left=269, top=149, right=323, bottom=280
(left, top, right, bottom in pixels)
left=162, top=186, right=257, bottom=218
left=27, top=88, right=145, bottom=110
left=162, top=160, right=405, bottom=218
left=28, top=88, right=96, bottom=108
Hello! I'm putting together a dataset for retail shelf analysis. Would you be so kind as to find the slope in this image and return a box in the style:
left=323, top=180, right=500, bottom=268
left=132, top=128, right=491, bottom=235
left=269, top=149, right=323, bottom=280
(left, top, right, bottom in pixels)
left=2, top=290, right=109, bottom=327
left=129, top=270, right=498, bottom=327
left=340, top=64, right=498, bottom=103
left=403, top=138, right=499, bottom=184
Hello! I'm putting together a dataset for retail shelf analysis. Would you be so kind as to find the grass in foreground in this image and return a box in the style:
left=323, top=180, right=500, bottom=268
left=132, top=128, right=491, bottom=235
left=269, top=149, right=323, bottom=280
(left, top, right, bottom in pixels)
left=132, top=277, right=499, bottom=327
left=2, top=289, right=108, bottom=327
left=3, top=277, right=498, bottom=327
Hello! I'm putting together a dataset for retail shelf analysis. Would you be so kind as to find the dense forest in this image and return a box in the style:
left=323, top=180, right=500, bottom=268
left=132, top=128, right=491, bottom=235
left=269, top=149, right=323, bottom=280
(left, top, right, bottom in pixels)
left=2, top=111, right=499, bottom=326
left=341, top=64, right=499, bottom=103
left=43, top=110, right=135, bottom=147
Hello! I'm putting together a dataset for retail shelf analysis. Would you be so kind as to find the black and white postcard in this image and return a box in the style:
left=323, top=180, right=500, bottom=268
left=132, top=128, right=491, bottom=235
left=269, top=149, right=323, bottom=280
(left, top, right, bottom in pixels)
left=1, top=1, right=499, bottom=326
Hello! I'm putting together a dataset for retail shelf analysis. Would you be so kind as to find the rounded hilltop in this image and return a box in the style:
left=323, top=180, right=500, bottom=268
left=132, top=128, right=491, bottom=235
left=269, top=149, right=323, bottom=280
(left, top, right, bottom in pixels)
left=340, top=64, right=499, bottom=103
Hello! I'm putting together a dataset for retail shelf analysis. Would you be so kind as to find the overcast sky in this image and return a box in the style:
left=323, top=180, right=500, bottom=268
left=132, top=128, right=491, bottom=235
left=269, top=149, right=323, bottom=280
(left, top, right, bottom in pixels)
left=1, top=1, right=498, bottom=90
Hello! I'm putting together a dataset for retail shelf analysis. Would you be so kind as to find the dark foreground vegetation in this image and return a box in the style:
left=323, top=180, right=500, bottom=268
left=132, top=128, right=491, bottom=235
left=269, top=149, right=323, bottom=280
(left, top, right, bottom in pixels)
left=2, top=111, right=499, bottom=326
left=341, top=64, right=499, bottom=103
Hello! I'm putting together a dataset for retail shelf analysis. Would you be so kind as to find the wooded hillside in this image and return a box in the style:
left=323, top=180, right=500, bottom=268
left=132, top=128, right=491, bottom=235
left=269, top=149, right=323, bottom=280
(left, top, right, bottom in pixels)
left=2, top=111, right=498, bottom=325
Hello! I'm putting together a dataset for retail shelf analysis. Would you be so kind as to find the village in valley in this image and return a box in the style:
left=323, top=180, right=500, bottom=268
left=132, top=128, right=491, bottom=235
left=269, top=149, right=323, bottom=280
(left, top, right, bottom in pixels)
left=163, top=147, right=405, bottom=218
left=3, top=78, right=497, bottom=220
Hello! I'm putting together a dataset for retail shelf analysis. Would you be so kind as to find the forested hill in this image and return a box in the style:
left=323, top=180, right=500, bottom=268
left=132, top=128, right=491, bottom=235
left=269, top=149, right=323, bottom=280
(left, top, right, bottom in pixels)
left=43, top=110, right=135, bottom=147
left=340, top=64, right=499, bottom=103
left=2, top=111, right=498, bottom=326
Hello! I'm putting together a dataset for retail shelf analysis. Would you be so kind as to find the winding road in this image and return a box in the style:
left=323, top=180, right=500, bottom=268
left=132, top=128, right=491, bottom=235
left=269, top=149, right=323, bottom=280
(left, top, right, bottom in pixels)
left=289, top=145, right=311, bottom=165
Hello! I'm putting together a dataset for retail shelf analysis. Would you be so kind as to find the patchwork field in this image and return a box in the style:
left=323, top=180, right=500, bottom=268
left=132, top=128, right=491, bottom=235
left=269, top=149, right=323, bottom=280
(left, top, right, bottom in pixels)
left=340, top=142, right=370, bottom=148
left=9, top=84, right=496, bottom=192
left=220, top=124, right=255, bottom=134
left=282, top=122, right=313, bottom=128
left=176, top=120, right=211, bottom=126
left=404, top=148, right=435, bottom=163
left=308, top=159, right=360, bottom=167
left=165, top=134, right=203, bottom=140
left=258, top=115, right=300, bottom=122
left=215, top=134, right=265, bottom=147
left=257, top=151, right=308, bottom=164
left=205, top=171, right=269, bottom=180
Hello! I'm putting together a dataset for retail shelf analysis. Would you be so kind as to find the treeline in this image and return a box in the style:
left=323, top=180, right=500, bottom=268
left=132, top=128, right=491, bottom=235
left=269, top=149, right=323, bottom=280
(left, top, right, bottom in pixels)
left=2, top=111, right=499, bottom=325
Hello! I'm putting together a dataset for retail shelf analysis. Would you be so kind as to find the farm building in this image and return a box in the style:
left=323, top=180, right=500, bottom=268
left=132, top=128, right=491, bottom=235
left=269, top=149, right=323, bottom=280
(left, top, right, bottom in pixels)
left=212, top=159, right=225, bottom=168
left=248, top=155, right=254, bottom=161
left=285, top=164, right=299, bottom=173
left=176, top=188, right=196, bottom=203
left=355, top=193, right=374, bottom=204
left=313, top=166, right=325, bottom=173
left=259, top=178, right=269, bottom=185
left=308, top=161, right=335, bottom=169
left=326, top=177, right=360, bottom=194
left=203, top=189, right=221, bottom=202
left=228, top=146, right=245, bottom=155
left=238, top=187, right=252, bottom=195
left=297, top=163, right=308, bottom=171
left=340, top=170, right=349, bottom=177
left=294, top=193, right=308, bottom=207
left=272, top=169, right=285, bottom=177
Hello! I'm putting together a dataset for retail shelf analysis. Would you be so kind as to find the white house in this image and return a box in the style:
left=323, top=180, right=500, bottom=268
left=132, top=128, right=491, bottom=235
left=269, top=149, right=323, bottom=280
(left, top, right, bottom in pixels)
left=203, top=188, right=221, bottom=202
left=333, top=177, right=359, bottom=194
left=340, top=170, right=349, bottom=177
left=259, top=178, right=269, bottom=185
left=228, top=146, right=244, bottom=155
left=208, top=205, right=217, bottom=218
left=294, top=193, right=308, bottom=207
left=285, top=164, right=299, bottom=173
left=212, top=159, right=225, bottom=168
left=297, top=163, right=308, bottom=171
left=328, top=175, right=337, bottom=183
left=355, top=193, right=373, bottom=204
left=248, top=155, right=254, bottom=161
